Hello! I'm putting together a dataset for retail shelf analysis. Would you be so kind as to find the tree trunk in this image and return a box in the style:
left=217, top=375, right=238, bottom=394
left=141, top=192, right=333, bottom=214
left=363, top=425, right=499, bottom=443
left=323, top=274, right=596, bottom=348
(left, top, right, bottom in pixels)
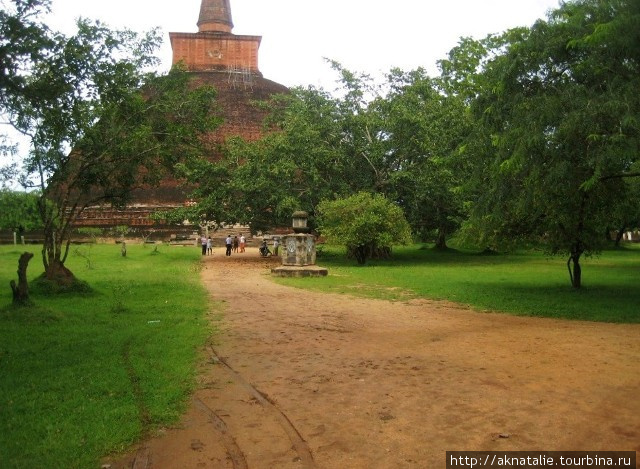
left=434, top=229, right=448, bottom=250
left=615, top=226, right=626, bottom=247
left=10, top=252, right=34, bottom=305
left=41, top=222, right=77, bottom=287
left=567, top=250, right=583, bottom=289
left=354, top=245, right=368, bottom=265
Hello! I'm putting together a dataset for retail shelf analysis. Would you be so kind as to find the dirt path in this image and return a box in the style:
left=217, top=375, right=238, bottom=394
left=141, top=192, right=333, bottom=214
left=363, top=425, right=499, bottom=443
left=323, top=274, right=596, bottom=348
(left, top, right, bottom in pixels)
left=110, top=248, right=640, bottom=469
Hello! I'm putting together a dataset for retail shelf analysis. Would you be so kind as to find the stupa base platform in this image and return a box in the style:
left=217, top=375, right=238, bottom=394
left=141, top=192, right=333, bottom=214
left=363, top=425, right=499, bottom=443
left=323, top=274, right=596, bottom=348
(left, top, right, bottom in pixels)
left=271, top=265, right=328, bottom=277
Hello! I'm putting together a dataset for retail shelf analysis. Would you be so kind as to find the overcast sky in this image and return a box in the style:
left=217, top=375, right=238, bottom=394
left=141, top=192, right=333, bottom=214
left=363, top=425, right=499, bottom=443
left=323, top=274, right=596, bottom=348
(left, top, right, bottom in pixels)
left=47, top=0, right=561, bottom=90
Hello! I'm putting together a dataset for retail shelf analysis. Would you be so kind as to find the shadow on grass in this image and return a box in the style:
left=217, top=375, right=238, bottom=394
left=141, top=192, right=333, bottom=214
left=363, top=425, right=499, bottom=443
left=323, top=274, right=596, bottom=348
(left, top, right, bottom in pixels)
left=363, top=245, right=523, bottom=268
left=0, top=302, right=62, bottom=323
left=310, top=245, right=640, bottom=323
left=461, top=280, right=640, bottom=323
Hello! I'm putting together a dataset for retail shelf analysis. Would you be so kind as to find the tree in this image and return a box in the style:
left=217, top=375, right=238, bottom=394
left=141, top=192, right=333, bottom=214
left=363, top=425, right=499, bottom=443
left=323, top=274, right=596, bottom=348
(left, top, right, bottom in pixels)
left=1, top=0, right=53, bottom=186
left=462, top=0, right=640, bottom=287
left=1, top=2, right=219, bottom=285
left=171, top=86, right=351, bottom=232
left=0, top=189, right=42, bottom=235
left=176, top=61, right=468, bottom=244
left=316, top=192, right=412, bottom=264
left=379, top=68, right=471, bottom=248
left=173, top=64, right=393, bottom=232
left=0, top=0, right=53, bottom=105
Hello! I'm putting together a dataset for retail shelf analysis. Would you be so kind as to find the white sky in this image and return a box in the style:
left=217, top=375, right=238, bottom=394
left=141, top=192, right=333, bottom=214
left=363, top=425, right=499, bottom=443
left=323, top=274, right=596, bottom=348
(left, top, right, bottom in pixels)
left=47, top=0, right=561, bottom=90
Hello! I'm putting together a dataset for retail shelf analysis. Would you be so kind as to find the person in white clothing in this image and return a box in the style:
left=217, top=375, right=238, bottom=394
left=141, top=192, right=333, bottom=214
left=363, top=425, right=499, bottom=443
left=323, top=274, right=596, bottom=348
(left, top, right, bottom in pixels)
left=225, top=235, right=233, bottom=256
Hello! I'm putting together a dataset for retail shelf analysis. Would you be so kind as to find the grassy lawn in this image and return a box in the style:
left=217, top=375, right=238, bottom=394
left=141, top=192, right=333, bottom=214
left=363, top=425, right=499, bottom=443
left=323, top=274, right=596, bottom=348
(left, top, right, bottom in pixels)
left=0, top=243, right=212, bottom=469
left=278, top=244, right=640, bottom=323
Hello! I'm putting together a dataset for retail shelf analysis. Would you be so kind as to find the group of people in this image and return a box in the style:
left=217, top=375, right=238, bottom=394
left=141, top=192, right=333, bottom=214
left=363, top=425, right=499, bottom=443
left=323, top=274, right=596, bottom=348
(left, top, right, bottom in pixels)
left=200, top=233, right=282, bottom=257
left=224, top=233, right=246, bottom=256
left=200, top=236, right=213, bottom=256
left=200, top=233, right=246, bottom=256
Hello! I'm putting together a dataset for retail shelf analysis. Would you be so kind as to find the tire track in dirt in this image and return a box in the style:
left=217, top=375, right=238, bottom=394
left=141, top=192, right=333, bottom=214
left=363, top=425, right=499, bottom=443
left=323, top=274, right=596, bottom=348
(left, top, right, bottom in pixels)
left=209, top=346, right=317, bottom=469
left=193, top=397, right=248, bottom=469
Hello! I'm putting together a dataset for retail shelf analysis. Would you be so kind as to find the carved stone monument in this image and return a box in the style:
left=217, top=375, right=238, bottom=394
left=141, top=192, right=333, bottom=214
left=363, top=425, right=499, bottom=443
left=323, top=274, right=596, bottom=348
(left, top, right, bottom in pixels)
left=271, top=211, right=328, bottom=277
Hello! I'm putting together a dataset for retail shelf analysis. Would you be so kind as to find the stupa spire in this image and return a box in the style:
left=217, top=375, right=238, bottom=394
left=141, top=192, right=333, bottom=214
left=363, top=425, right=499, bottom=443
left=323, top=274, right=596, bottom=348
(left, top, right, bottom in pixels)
left=198, top=0, right=234, bottom=33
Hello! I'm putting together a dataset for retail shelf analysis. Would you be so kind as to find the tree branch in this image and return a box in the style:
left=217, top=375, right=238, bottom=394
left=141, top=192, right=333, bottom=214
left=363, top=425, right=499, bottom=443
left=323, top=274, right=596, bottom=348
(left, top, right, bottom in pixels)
left=599, top=172, right=640, bottom=181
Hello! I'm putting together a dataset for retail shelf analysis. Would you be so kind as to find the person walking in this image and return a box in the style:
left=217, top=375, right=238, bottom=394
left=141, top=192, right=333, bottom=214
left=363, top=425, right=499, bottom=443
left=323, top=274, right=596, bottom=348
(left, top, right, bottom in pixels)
left=207, top=236, right=213, bottom=255
left=201, top=234, right=207, bottom=256
left=225, top=234, right=233, bottom=256
left=233, top=235, right=239, bottom=253
left=239, top=233, right=246, bottom=253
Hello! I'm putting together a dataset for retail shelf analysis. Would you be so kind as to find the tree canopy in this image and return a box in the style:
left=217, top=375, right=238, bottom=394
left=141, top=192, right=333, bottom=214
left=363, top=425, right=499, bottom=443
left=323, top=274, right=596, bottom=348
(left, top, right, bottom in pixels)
left=0, top=189, right=42, bottom=233
left=4, top=0, right=637, bottom=288
left=176, top=62, right=469, bottom=249
left=461, top=0, right=640, bottom=287
left=1, top=0, right=219, bottom=284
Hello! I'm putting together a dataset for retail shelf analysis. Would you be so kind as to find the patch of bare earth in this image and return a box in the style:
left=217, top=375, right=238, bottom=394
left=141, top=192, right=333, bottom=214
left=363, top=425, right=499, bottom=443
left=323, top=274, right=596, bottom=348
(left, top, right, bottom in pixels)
left=108, top=248, right=640, bottom=469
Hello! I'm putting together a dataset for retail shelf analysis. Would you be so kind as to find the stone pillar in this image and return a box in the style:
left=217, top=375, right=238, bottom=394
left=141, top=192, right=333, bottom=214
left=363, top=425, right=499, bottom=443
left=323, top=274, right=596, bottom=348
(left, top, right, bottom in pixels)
left=281, top=233, right=316, bottom=267
left=271, top=211, right=327, bottom=277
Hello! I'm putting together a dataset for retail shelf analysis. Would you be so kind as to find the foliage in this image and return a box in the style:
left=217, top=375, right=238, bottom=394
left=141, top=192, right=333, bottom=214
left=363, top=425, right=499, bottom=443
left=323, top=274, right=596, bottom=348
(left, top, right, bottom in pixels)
left=0, top=3, right=219, bottom=285
left=76, top=227, right=102, bottom=243
left=607, top=161, right=640, bottom=243
left=0, top=188, right=42, bottom=232
left=316, top=192, right=412, bottom=264
left=0, top=244, right=212, bottom=469
left=178, top=61, right=468, bottom=247
left=172, top=79, right=370, bottom=232
left=379, top=68, right=471, bottom=247
left=0, top=0, right=54, bottom=108
left=460, top=0, right=640, bottom=287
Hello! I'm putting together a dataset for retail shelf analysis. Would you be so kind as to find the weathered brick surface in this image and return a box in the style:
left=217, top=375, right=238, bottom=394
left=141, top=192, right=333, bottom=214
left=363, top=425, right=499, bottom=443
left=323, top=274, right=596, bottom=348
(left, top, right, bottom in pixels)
left=191, top=71, right=288, bottom=144
left=170, top=32, right=261, bottom=73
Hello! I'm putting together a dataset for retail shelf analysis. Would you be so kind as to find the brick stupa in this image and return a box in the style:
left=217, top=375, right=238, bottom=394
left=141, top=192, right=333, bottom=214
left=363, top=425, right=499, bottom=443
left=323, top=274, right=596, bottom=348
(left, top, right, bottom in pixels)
left=169, top=0, right=288, bottom=142
left=75, top=0, right=288, bottom=233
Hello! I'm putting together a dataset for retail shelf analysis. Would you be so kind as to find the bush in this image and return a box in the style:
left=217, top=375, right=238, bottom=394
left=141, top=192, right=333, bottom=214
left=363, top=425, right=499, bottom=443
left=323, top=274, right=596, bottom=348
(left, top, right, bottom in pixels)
left=317, top=192, right=412, bottom=264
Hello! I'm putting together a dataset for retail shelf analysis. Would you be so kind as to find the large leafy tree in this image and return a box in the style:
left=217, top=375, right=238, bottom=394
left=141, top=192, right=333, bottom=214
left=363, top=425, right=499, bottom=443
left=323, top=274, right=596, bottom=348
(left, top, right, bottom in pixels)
left=1, top=0, right=219, bottom=284
left=178, top=62, right=469, bottom=245
left=0, top=0, right=53, bottom=104
left=173, top=86, right=353, bottom=232
left=464, top=0, right=640, bottom=287
left=174, top=63, right=390, bottom=233
left=379, top=68, right=471, bottom=247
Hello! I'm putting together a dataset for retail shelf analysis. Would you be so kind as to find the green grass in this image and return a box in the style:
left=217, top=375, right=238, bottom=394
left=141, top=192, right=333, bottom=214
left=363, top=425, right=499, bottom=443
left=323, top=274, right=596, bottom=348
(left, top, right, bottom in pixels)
left=278, top=244, right=640, bottom=323
left=0, top=243, right=213, bottom=469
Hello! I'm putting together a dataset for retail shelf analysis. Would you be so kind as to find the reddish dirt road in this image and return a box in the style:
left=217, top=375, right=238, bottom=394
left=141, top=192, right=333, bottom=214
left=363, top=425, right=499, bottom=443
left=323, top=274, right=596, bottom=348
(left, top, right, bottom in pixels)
left=110, top=248, right=640, bottom=469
